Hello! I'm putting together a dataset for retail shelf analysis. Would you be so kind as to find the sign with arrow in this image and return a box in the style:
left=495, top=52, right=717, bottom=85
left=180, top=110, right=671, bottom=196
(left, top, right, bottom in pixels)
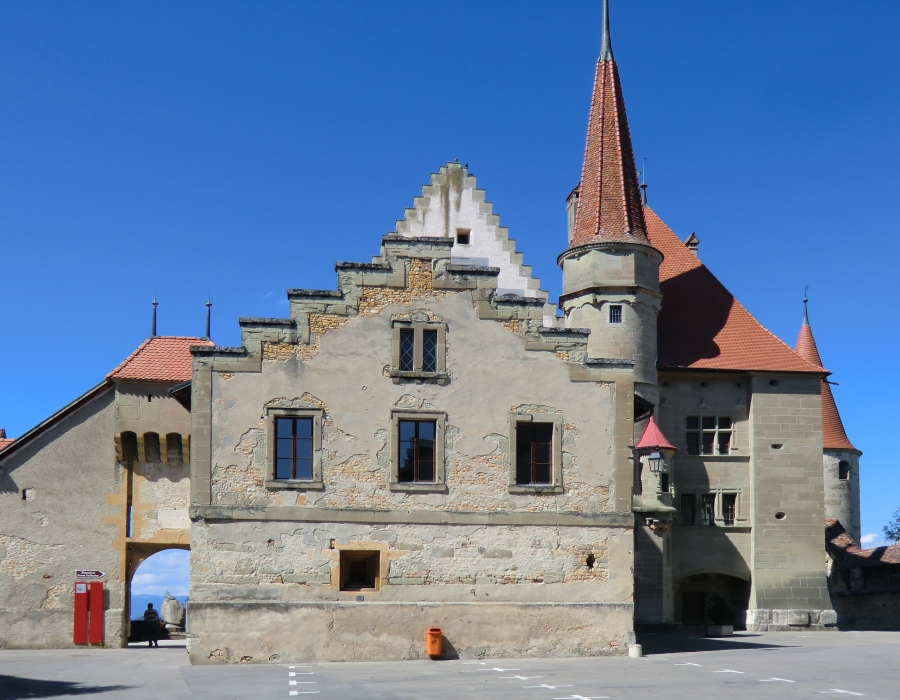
left=75, top=570, right=105, bottom=579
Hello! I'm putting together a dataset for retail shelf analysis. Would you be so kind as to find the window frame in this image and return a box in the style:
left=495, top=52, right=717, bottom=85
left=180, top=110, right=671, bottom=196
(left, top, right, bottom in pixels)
left=265, top=407, right=325, bottom=490
left=838, top=460, right=851, bottom=481
left=685, top=415, right=733, bottom=456
left=389, top=410, right=447, bottom=493
left=390, top=320, right=448, bottom=384
left=680, top=493, right=695, bottom=526
left=608, top=304, right=624, bottom=324
left=507, top=412, right=564, bottom=494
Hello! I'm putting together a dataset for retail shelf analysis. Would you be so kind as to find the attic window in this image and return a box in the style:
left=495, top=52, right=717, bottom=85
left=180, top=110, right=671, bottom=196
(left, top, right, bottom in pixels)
left=609, top=305, right=623, bottom=324
left=456, top=229, right=470, bottom=245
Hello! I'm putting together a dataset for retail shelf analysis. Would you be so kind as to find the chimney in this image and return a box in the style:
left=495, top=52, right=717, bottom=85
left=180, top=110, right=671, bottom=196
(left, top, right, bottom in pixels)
left=684, top=232, right=700, bottom=257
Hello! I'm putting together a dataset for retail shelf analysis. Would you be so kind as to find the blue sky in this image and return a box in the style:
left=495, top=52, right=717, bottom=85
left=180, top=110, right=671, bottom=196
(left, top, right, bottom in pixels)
left=132, top=549, right=189, bottom=598
left=1, top=1, right=897, bottom=547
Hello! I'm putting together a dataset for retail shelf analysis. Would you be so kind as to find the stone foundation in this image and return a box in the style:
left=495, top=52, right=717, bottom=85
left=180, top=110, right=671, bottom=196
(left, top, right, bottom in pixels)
left=186, top=600, right=633, bottom=663
left=745, top=608, right=837, bottom=631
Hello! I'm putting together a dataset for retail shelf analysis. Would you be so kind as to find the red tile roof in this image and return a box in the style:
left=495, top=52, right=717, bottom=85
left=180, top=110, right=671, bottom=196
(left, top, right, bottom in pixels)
left=569, top=33, right=649, bottom=248
left=794, top=318, right=857, bottom=452
left=635, top=415, right=677, bottom=452
left=646, top=208, right=824, bottom=374
left=107, top=336, right=212, bottom=383
left=0, top=438, right=12, bottom=451
left=826, top=519, right=900, bottom=568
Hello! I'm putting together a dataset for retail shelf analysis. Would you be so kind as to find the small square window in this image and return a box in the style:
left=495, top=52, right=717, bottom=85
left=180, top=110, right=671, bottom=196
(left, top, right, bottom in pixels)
left=456, top=229, right=470, bottom=245
left=609, top=305, right=623, bottom=324
left=339, top=550, right=380, bottom=591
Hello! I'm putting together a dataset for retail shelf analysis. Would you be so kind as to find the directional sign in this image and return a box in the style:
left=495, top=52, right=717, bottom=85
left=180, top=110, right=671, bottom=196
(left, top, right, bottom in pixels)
left=75, top=570, right=105, bottom=579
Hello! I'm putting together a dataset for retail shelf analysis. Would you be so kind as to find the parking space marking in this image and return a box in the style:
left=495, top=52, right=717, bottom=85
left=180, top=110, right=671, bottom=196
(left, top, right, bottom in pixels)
left=479, top=667, right=520, bottom=672
left=819, top=691, right=863, bottom=696
left=761, top=678, right=795, bottom=683
left=712, top=669, right=744, bottom=673
left=288, top=693, right=319, bottom=696
left=552, top=695, right=610, bottom=700
left=524, top=684, right=573, bottom=690
left=499, top=675, right=542, bottom=680
left=673, top=662, right=701, bottom=666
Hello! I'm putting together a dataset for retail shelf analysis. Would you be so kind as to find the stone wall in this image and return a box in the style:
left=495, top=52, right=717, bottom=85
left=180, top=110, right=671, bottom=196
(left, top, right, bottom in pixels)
left=824, top=450, right=861, bottom=544
left=0, top=389, right=124, bottom=648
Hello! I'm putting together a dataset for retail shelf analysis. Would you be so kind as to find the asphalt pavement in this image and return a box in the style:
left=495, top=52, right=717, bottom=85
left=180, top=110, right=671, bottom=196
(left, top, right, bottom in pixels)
left=0, top=630, right=896, bottom=699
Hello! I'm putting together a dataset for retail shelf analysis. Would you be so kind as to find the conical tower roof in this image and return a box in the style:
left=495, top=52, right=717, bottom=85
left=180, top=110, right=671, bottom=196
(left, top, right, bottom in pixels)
left=635, top=415, right=677, bottom=452
left=569, top=0, right=651, bottom=249
left=794, top=301, right=857, bottom=453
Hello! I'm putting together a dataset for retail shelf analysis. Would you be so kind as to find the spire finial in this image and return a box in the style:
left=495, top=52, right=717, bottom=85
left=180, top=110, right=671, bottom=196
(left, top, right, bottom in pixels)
left=600, top=0, right=614, bottom=61
left=802, top=286, right=809, bottom=325
left=151, top=294, right=158, bottom=337
left=204, top=296, right=212, bottom=340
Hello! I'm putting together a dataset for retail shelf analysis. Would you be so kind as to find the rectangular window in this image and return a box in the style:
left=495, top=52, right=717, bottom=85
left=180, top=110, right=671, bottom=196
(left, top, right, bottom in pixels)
left=681, top=494, right=695, bottom=526
left=516, top=422, right=553, bottom=485
left=609, top=305, right=623, bottom=324
left=660, top=471, right=670, bottom=493
left=722, top=493, right=737, bottom=526
left=399, top=329, right=415, bottom=372
left=700, top=494, right=716, bottom=526
left=422, top=330, right=438, bottom=373
left=339, top=550, right=380, bottom=591
left=275, top=417, right=313, bottom=480
left=686, top=416, right=732, bottom=456
left=398, top=420, right=436, bottom=483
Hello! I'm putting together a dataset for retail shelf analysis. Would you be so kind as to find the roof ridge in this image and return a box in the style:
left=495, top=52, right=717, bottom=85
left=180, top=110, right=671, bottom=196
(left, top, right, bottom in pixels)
left=106, top=337, right=152, bottom=379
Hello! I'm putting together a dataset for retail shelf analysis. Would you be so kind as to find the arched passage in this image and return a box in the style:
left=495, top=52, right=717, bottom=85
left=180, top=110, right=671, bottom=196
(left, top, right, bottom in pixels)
left=126, top=544, right=190, bottom=643
left=675, top=573, right=751, bottom=629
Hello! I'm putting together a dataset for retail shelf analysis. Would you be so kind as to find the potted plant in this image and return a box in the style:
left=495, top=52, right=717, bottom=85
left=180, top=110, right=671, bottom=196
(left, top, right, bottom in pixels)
left=706, top=594, right=734, bottom=637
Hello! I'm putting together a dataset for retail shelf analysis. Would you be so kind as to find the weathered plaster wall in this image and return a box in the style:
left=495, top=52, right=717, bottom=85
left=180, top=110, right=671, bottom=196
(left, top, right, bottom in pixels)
left=0, top=390, right=123, bottom=648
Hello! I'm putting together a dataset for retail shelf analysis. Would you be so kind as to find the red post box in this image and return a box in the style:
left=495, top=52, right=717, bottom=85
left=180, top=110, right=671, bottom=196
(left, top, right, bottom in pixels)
left=88, top=581, right=104, bottom=645
left=73, top=582, right=88, bottom=645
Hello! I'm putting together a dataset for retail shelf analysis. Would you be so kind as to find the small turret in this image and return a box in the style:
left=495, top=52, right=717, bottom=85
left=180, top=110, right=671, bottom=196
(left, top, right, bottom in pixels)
left=558, top=0, right=663, bottom=405
left=794, top=294, right=861, bottom=542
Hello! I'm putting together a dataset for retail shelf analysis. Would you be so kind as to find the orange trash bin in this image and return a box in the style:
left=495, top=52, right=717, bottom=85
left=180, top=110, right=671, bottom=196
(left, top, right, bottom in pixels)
left=426, top=627, right=442, bottom=657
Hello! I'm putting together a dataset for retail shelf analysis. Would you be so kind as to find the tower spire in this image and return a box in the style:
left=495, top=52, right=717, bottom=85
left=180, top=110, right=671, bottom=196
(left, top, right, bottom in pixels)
left=151, top=295, right=158, bottom=338
left=568, top=0, right=651, bottom=250
left=803, top=285, right=809, bottom=325
left=794, top=298, right=856, bottom=452
left=600, top=0, right=614, bottom=61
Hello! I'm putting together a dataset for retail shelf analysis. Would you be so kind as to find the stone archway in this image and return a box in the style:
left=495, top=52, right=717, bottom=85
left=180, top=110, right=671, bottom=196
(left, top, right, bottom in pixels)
left=125, top=543, right=190, bottom=641
left=675, top=573, right=751, bottom=629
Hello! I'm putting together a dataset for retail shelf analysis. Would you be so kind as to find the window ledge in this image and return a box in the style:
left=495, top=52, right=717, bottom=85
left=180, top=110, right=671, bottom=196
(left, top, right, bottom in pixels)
left=389, top=369, right=449, bottom=385
left=265, top=480, right=325, bottom=491
left=389, top=482, right=448, bottom=494
left=508, top=484, right=564, bottom=494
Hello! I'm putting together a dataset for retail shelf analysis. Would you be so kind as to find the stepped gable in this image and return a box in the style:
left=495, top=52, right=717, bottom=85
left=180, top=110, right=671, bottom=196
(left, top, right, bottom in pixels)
left=569, top=0, right=650, bottom=250
left=645, top=208, right=823, bottom=373
left=795, top=309, right=857, bottom=452
left=108, top=336, right=212, bottom=383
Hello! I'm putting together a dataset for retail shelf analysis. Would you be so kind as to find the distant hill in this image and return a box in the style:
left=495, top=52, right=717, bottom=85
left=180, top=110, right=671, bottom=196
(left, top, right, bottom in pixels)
left=130, top=593, right=189, bottom=621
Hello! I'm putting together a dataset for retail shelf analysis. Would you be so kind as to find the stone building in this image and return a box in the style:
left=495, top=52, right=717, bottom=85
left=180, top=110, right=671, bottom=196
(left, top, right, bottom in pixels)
left=0, top=0, right=872, bottom=658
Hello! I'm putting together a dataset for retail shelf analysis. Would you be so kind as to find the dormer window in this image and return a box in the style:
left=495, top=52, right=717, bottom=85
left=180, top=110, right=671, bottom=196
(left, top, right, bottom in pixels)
left=609, top=305, right=623, bottom=324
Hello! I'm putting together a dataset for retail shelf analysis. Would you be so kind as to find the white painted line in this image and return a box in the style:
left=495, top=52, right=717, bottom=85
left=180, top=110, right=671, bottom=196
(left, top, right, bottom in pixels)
left=499, top=676, right=542, bottom=680
left=480, top=668, right=520, bottom=672
left=819, top=691, right=864, bottom=696
left=288, top=693, right=319, bottom=696
left=291, top=672, right=315, bottom=675
left=524, top=684, right=573, bottom=690
left=712, top=669, right=744, bottom=674
left=761, top=678, right=795, bottom=683
left=553, top=696, right=610, bottom=700
left=674, top=662, right=702, bottom=666
left=462, top=662, right=488, bottom=665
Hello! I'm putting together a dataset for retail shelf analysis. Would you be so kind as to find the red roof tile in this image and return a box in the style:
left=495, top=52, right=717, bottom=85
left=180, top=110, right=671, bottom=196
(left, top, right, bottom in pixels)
left=794, top=318, right=857, bottom=452
left=107, top=336, right=212, bottom=383
left=0, top=438, right=13, bottom=451
left=826, top=519, right=900, bottom=568
left=645, top=208, right=824, bottom=374
left=569, top=11, right=649, bottom=249
left=635, top=415, right=677, bottom=452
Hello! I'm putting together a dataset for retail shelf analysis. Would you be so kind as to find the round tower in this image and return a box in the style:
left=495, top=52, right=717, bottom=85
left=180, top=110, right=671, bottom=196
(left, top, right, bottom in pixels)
left=794, top=297, right=862, bottom=542
left=559, top=0, right=662, bottom=405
